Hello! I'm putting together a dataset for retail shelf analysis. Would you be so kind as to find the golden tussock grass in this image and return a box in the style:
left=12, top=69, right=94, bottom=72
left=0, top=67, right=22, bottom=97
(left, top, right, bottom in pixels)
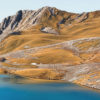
left=10, top=68, right=64, bottom=80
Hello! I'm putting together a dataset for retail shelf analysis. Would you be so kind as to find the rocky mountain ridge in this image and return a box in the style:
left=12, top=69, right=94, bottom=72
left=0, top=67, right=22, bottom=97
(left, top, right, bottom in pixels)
left=0, top=7, right=100, bottom=41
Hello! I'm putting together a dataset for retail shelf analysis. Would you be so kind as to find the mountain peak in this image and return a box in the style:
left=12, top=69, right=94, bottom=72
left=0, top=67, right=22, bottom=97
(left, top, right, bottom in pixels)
left=0, top=6, right=60, bottom=35
left=41, top=6, right=57, bottom=9
left=0, top=7, right=100, bottom=42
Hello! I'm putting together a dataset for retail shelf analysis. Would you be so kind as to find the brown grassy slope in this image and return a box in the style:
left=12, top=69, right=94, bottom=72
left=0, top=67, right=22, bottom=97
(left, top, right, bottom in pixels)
left=29, top=47, right=82, bottom=64
left=0, top=10, right=100, bottom=54
left=9, top=68, right=64, bottom=80
left=0, top=10, right=100, bottom=66
left=0, top=16, right=100, bottom=54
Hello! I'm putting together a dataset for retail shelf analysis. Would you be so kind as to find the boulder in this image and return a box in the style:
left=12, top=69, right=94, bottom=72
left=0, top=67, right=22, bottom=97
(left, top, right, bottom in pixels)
left=41, top=27, right=58, bottom=34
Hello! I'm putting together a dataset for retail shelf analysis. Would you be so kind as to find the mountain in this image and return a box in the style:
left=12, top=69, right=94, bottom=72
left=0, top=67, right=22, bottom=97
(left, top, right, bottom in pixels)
left=1, top=7, right=100, bottom=41
left=0, top=7, right=100, bottom=89
left=0, top=7, right=76, bottom=40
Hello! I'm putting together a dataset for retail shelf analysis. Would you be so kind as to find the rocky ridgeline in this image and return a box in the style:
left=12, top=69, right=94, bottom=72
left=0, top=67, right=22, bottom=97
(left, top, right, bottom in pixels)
left=0, top=7, right=58, bottom=41
left=0, top=6, right=94, bottom=42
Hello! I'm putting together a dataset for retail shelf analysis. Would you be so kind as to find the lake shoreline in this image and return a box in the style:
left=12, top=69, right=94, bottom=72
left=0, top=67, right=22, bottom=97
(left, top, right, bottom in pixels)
left=0, top=67, right=100, bottom=91
left=0, top=75, right=100, bottom=100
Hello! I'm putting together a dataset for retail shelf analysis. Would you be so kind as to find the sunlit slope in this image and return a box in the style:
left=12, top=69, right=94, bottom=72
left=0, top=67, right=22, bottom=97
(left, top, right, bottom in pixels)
left=0, top=15, right=100, bottom=55
left=1, top=37, right=100, bottom=68
left=0, top=8, right=100, bottom=66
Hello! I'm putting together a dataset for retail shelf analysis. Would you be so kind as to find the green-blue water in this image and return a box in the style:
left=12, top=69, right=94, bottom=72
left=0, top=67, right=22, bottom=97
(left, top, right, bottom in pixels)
left=0, top=75, right=100, bottom=100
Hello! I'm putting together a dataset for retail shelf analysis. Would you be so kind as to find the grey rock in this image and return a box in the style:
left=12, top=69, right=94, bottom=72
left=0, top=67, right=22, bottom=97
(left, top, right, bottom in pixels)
left=41, top=27, right=58, bottom=34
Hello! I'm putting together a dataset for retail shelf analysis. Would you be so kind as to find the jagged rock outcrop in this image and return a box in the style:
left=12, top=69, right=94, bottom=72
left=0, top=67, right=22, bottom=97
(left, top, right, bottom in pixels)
left=74, top=12, right=88, bottom=22
left=0, top=7, right=60, bottom=33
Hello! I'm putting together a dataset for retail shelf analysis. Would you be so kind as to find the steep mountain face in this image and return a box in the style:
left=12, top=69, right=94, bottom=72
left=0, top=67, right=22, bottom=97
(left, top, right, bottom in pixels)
left=0, top=7, right=74, bottom=31
left=0, top=7, right=100, bottom=34
left=0, top=6, right=92, bottom=41
left=0, top=7, right=100, bottom=89
left=0, top=7, right=100, bottom=42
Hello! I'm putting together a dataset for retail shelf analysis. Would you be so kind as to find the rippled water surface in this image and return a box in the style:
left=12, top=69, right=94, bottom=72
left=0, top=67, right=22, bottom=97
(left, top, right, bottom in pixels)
left=0, top=75, right=100, bottom=100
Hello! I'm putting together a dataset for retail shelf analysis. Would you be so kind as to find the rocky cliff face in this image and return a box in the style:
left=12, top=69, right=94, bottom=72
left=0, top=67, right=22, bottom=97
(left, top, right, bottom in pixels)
left=0, top=7, right=100, bottom=37
left=0, top=6, right=94, bottom=41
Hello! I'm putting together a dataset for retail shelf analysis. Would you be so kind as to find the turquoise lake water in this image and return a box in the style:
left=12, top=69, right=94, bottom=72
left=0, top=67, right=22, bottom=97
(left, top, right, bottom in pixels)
left=0, top=75, right=100, bottom=100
